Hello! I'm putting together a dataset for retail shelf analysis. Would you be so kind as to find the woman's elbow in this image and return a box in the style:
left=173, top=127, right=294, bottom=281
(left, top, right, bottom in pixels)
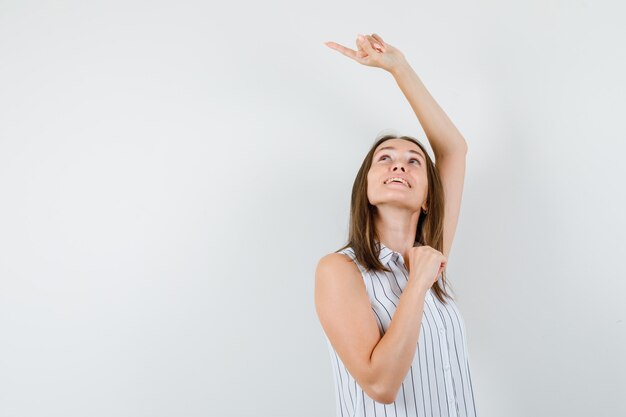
left=368, top=382, right=399, bottom=405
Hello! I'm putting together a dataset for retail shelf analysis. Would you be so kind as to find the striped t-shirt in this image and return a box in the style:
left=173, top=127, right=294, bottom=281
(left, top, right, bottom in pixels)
left=324, top=241, right=478, bottom=417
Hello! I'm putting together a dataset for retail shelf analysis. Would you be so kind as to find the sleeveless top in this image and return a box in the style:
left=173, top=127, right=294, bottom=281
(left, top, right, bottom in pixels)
left=324, top=241, right=479, bottom=417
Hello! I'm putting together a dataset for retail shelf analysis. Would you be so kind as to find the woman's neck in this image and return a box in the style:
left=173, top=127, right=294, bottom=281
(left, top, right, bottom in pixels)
left=375, top=205, right=421, bottom=261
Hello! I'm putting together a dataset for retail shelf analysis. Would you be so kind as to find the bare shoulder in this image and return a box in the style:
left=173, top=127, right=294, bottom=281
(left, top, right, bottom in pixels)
left=316, top=252, right=362, bottom=283
left=315, top=252, right=365, bottom=301
left=317, top=251, right=357, bottom=270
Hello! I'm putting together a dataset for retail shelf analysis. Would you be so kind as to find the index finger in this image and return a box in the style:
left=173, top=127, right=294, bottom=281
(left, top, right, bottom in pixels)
left=324, top=41, right=360, bottom=60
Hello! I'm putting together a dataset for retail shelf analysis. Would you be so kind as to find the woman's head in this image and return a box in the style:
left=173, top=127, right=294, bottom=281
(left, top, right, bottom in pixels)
left=366, top=137, right=429, bottom=215
left=339, top=133, right=454, bottom=303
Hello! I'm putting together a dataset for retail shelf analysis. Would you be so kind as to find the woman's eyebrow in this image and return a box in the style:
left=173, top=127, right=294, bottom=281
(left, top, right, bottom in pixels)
left=375, top=146, right=425, bottom=160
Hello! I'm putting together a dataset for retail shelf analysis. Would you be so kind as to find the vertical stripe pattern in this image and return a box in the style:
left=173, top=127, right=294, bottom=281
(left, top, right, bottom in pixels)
left=324, top=242, right=479, bottom=417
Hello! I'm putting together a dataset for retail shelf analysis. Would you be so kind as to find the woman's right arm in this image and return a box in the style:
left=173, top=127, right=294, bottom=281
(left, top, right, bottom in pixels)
left=314, top=252, right=429, bottom=404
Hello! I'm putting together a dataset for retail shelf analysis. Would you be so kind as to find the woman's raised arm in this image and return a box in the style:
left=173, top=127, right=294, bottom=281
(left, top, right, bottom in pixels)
left=324, top=33, right=467, bottom=156
left=324, top=33, right=469, bottom=259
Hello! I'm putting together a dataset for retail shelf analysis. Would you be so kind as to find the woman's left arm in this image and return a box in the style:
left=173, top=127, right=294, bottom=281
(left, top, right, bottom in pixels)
left=390, top=62, right=468, bottom=156
left=325, top=33, right=468, bottom=259
left=325, top=33, right=468, bottom=156
left=391, top=60, right=468, bottom=259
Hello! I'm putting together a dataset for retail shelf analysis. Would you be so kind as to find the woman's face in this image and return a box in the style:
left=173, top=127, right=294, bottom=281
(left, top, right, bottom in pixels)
left=367, top=138, right=428, bottom=212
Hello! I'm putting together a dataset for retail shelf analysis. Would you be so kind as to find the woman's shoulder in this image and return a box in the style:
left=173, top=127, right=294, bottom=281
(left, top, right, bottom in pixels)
left=318, top=248, right=354, bottom=268
left=316, top=248, right=360, bottom=280
left=315, top=249, right=365, bottom=298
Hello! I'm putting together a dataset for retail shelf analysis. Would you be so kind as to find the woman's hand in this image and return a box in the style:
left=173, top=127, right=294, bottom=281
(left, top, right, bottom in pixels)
left=406, top=245, right=447, bottom=292
left=324, top=33, right=407, bottom=73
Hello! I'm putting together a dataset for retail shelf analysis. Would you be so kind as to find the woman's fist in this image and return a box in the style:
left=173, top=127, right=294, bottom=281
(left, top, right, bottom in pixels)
left=406, top=245, right=447, bottom=292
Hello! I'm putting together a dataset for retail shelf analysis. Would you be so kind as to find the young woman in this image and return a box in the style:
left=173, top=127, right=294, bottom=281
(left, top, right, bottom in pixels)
left=315, top=34, right=478, bottom=417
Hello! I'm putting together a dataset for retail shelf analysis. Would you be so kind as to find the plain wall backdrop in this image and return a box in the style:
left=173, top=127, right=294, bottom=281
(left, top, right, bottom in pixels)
left=1, top=0, right=625, bottom=416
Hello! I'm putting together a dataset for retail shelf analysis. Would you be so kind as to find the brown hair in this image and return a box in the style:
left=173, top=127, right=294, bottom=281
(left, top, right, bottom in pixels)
left=337, top=133, right=455, bottom=304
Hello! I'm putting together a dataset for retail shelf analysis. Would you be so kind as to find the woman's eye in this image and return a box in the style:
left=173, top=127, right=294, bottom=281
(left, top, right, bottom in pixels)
left=411, top=159, right=421, bottom=165
left=379, top=155, right=390, bottom=161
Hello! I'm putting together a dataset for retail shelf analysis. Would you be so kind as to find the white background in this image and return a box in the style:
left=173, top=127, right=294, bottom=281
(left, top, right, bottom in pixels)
left=1, top=1, right=625, bottom=416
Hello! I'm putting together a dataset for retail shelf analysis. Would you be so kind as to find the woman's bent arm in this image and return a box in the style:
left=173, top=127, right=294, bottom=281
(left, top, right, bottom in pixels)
left=368, top=275, right=428, bottom=403
left=315, top=253, right=428, bottom=404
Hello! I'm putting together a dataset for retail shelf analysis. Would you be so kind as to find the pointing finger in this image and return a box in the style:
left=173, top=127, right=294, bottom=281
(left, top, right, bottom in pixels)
left=324, top=41, right=365, bottom=63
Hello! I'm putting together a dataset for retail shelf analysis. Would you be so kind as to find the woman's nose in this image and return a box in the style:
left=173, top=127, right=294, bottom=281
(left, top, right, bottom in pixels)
left=392, top=166, right=406, bottom=172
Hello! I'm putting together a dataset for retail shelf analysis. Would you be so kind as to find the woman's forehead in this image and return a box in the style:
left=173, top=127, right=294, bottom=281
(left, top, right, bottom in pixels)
left=374, top=139, right=423, bottom=157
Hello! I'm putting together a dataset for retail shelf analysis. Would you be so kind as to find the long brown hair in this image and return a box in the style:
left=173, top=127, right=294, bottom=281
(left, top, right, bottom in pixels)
left=337, top=133, right=455, bottom=304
